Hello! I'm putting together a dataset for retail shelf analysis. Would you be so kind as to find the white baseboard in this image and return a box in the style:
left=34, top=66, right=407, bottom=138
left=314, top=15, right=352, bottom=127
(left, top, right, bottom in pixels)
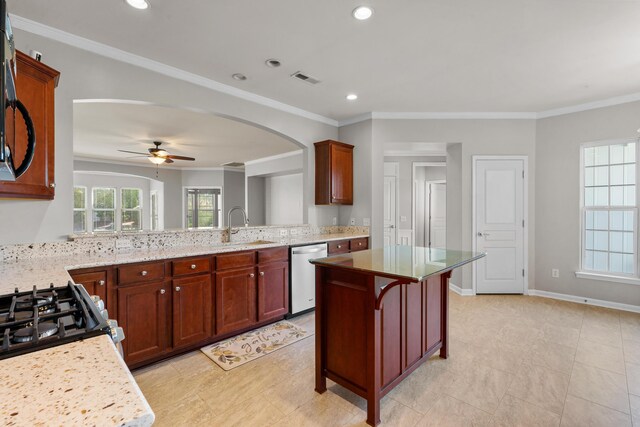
left=449, top=282, right=474, bottom=296
left=528, top=289, right=640, bottom=314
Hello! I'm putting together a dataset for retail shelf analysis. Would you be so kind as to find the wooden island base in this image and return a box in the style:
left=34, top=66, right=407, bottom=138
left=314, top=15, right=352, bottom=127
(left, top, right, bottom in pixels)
left=314, top=266, right=452, bottom=426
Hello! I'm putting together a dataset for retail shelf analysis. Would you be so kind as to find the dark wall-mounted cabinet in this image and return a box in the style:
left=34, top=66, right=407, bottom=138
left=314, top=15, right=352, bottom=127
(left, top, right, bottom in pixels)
left=314, top=140, right=354, bottom=205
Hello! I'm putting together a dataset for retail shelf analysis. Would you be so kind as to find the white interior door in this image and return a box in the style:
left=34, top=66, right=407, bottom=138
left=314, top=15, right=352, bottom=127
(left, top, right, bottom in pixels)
left=384, top=175, right=397, bottom=246
left=428, top=182, right=447, bottom=249
left=475, top=158, right=525, bottom=294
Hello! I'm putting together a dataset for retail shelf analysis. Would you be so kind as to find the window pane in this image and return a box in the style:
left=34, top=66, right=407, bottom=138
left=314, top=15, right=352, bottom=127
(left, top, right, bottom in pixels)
left=585, top=230, right=594, bottom=250
left=73, top=211, right=86, bottom=233
left=594, top=166, right=608, bottom=186
left=595, top=145, right=609, bottom=165
left=625, top=143, right=636, bottom=163
left=594, top=187, right=608, bottom=206
left=74, top=187, right=85, bottom=209
left=610, top=165, right=623, bottom=186
left=624, top=254, right=635, bottom=274
left=584, top=250, right=594, bottom=270
left=611, top=186, right=623, bottom=206
left=584, top=147, right=595, bottom=167
left=594, top=231, right=608, bottom=251
left=122, top=189, right=141, bottom=210
left=93, top=210, right=115, bottom=231
left=594, top=211, right=608, bottom=230
left=624, top=232, right=634, bottom=253
left=610, top=232, right=623, bottom=252
left=625, top=164, right=635, bottom=185
left=611, top=144, right=625, bottom=164
left=198, top=210, right=213, bottom=228
left=584, top=167, right=594, bottom=187
left=610, top=253, right=623, bottom=273
left=625, top=211, right=635, bottom=231
left=122, top=210, right=141, bottom=231
left=625, top=185, right=636, bottom=206
left=586, top=210, right=594, bottom=229
left=585, top=188, right=594, bottom=206
left=93, top=188, right=115, bottom=209
left=593, top=251, right=608, bottom=271
left=610, top=211, right=623, bottom=230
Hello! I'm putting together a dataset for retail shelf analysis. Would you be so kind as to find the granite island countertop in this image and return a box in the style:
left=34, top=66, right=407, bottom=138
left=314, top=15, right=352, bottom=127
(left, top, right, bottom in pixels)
left=0, top=335, right=154, bottom=427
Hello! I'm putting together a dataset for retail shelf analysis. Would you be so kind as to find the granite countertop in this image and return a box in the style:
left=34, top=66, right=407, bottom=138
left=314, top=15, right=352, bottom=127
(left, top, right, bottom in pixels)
left=0, top=232, right=368, bottom=295
left=0, top=335, right=154, bottom=427
left=311, top=246, right=485, bottom=282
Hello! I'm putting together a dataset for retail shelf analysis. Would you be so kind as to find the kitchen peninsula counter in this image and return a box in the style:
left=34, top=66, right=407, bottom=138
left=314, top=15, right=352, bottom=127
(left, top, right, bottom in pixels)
left=310, top=246, right=484, bottom=426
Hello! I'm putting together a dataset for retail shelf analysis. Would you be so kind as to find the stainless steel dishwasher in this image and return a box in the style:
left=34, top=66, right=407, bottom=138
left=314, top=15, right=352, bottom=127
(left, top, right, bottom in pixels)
left=289, top=242, right=328, bottom=316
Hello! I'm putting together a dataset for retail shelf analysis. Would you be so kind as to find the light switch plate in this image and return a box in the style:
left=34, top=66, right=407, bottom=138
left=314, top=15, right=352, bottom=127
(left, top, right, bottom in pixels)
left=332, top=217, right=337, bottom=225
left=350, top=218, right=356, bottom=225
left=400, top=215, right=407, bottom=222
left=551, top=269, right=560, bottom=278
left=363, top=218, right=370, bottom=226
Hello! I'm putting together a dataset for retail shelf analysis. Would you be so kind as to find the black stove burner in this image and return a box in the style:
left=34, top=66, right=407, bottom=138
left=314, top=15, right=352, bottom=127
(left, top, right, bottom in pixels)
left=12, top=322, right=58, bottom=343
left=15, top=291, right=55, bottom=310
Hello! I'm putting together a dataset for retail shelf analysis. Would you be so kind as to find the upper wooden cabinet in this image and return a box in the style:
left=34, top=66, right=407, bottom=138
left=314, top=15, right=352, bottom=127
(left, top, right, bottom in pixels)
left=314, top=140, right=354, bottom=205
left=0, top=51, right=60, bottom=199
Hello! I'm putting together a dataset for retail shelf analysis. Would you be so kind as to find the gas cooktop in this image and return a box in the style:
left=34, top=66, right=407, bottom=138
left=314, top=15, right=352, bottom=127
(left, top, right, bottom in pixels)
left=0, top=282, right=109, bottom=359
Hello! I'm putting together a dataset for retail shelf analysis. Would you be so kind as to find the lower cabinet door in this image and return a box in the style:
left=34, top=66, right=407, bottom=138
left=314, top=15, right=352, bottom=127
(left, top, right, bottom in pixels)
left=215, top=267, right=257, bottom=335
left=117, top=281, right=170, bottom=365
left=258, top=261, right=289, bottom=321
left=69, top=270, right=108, bottom=307
left=172, top=274, right=213, bottom=348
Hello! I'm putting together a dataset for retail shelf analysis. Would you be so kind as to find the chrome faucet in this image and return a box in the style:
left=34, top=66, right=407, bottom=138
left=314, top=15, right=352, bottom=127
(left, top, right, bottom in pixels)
left=226, top=206, right=249, bottom=243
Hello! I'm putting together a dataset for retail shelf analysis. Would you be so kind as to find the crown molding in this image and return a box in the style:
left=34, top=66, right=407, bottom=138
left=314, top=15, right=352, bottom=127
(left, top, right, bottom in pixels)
left=372, top=111, right=538, bottom=120
left=73, top=155, right=241, bottom=171
left=10, top=14, right=339, bottom=127
left=338, top=113, right=374, bottom=127
left=536, top=91, right=640, bottom=119
left=244, top=150, right=303, bottom=166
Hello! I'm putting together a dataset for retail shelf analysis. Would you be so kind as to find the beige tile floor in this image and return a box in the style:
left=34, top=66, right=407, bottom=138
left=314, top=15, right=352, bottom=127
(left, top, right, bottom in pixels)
left=133, top=292, right=640, bottom=426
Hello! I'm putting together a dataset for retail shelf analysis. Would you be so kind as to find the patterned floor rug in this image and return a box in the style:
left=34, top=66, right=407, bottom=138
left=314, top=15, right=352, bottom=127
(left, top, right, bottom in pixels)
left=201, top=321, right=309, bottom=370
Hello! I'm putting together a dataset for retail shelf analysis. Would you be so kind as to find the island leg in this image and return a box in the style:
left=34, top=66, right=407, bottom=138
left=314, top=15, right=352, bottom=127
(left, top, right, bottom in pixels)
left=315, top=266, right=327, bottom=393
left=439, top=271, right=452, bottom=359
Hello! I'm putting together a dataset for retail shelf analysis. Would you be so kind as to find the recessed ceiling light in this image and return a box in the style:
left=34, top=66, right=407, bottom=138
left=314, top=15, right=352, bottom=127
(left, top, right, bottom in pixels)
left=125, top=0, right=149, bottom=10
left=346, top=94, right=358, bottom=101
left=352, top=6, right=373, bottom=20
left=265, top=59, right=281, bottom=68
left=232, top=73, right=247, bottom=81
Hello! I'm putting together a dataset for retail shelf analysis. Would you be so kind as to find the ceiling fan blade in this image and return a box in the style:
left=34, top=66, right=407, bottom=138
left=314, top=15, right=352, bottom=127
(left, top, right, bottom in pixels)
left=125, top=155, right=151, bottom=159
left=118, top=149, right=150, bottom=155
left=164, top=154, right=195, bottom=161
left=164, top=158, right=175, bottom=164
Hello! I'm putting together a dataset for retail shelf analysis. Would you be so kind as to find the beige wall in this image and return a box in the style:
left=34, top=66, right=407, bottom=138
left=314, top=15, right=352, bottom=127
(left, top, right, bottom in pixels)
left=536, top=101, right=640, bottom=306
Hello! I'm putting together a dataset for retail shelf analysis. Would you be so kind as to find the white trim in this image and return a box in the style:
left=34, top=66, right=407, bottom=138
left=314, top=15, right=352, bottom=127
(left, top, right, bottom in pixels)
left=182, top=186, right=224, bottom=229
left=74, top=156, right=246, bottom=172
left=10, top=14, right=338, bottom=127
left=472, top=155, right=529, bottom=295
left=449, top=282, right=474, bottom=296
left=575, top=271, right=640, bottom=286
left=338, top=113, right=373, bottom=127
left=529, top=289, right=640, bottom=314
left=383, top=162, right=400, bottom=246
left=243, top=150, right=304, bottom=166
left=412, top=162, right=446, bottom=247
left=384, top=150, right=448, bottom=157
left=537, top=92, right=640, bottom=119
left=372, top=112, right=537, bottom=120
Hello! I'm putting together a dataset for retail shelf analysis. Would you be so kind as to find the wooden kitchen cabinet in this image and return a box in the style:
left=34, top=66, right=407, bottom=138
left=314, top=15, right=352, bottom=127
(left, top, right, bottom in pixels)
left=172, top=275, right=213, bottom=348
left=314, top=140, right=354, bottom=205
left=117, top=281, right=171, bottom=365
left=215, top=267, right=257, bottom=335
left=69, top=270, right=108, bottom=304
left=0, top=51, right=60, bottom=199
left=258, top=261, right=289, bottom=321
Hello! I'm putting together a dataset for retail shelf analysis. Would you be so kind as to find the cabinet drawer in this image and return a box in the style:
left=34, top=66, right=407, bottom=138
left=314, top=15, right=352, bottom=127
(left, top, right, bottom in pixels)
left=258, top=247, right=288, bottom=264
left=350, top=238, right=369, bottom=252
left=328, top=240, right=350, bottom=255
left=117, top=262, right=165, bottom=285
left=215, top=251, right=256, bottom=271
left=172, top=257, right=211, bottom=277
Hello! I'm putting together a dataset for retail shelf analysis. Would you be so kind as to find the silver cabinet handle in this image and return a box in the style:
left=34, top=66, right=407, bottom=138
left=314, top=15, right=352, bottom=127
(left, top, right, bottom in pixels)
left=141, top=270, right=148, bottom=276
left=175, top=286, right=181, bottom=292
left=98, top=280, right=105, bottom=286
left=160, top=289, right=166, bottom=294
left=190, top=264, right=197, bottom=270
left=260, top=271, right=265, bottom=276
left=250, top=273, right=255, bottom=278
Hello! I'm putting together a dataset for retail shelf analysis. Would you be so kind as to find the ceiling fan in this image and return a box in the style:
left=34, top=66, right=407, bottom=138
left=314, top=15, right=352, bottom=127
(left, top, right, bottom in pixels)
left=118, top=141, right=195, bottom=165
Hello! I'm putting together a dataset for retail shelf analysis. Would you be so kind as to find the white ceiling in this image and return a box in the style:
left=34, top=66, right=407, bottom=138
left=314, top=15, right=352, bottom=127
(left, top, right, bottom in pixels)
left=9, top=1, right=640, bottom=121
left=73, top=102, right=300, bottom=168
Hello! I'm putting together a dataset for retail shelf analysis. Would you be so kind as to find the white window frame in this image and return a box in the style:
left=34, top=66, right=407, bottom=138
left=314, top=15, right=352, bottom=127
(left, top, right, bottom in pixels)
left=120, top=187, right=143, bottom=232
left=150, top=190, right=159, bottom=231
left=73, top=186, right=87, bottom=233
left=182, top=186, right=223, bottom=229
left=92, top=187, right=117, bottom=233
left=577, top=138, right=640, bottom=285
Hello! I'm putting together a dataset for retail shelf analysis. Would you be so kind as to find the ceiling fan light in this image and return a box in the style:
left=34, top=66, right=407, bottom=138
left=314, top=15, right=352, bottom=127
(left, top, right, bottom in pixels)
left=148, top=156, right=166, bottom=165
left=154, top=149, right=168, bottom=157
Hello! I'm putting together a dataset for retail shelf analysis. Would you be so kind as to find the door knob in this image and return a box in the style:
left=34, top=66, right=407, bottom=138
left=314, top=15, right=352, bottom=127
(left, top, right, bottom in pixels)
left=477, top=232, right=491, bottom=237
left=388, top=225, right=395, bottom=229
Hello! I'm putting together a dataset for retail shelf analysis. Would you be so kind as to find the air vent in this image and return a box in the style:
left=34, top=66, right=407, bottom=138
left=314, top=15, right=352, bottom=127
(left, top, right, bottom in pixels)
left=291, top=71, right=321, bottom=85
left=221, top=161, right=245, bottom=167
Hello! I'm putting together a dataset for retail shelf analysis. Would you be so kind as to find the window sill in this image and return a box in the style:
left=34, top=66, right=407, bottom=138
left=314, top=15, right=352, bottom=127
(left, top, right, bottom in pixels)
left=575, top=271, right=640, bottom=286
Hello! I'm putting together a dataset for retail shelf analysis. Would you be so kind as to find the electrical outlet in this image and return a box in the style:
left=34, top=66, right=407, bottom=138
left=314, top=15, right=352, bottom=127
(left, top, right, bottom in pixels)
left=332, top=217, right=337, bottom=225
left=290, top=228, right=298, bottom=235
left=551, top=268, right=560, bottom=278
left=350, top=218, right=356, bottom=226
left=115, top=239, right=132, bottom=250
left=363, top=218, right=370, bottom=226
left=280, top=229, right=288, bottom=237
left=400, top=215, right=407, bottom=222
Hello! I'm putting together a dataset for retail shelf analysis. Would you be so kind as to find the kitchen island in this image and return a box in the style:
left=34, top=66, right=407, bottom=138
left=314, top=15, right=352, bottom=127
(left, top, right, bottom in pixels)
left=310, top=246, right=484, bottom=426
